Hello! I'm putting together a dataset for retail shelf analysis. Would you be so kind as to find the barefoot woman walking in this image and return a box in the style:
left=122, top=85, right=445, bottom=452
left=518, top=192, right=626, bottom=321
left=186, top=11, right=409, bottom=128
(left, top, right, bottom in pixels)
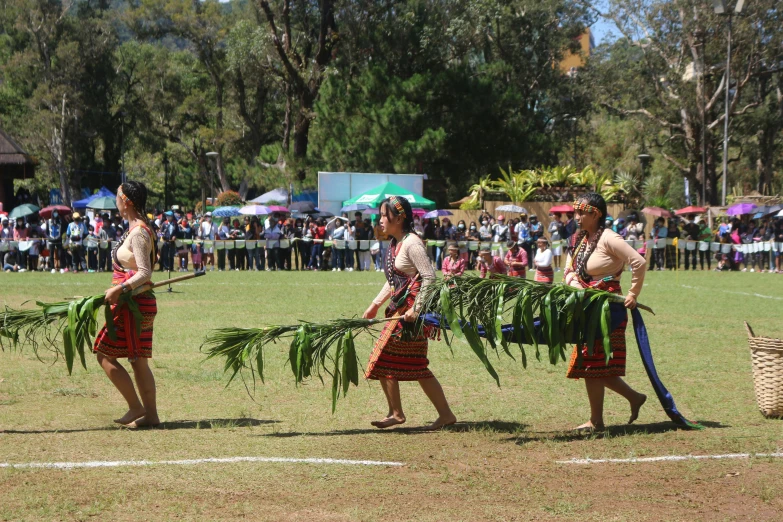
left=93, top=181, right=160, bottom=428
left=363, top=196, right=457, bottom=430
left=564, top=193, right=647, bottom=431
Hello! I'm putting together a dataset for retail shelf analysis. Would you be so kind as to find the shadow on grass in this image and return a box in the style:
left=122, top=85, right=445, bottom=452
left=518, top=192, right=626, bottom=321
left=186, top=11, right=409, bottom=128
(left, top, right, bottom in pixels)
left=508, top=420, right=728, bottom=445
left=1, top=418, right=279, bottom=434
left=260, top=420, right=529, bottom=438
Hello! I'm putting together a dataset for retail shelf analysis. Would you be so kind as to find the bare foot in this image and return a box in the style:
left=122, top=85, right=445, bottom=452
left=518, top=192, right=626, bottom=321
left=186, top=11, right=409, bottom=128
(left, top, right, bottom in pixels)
left=114, top=408, right=145, bottom=425
left=629, top=394, right=647, bottom=424
left=124, top=415, right=161, bottom=429
left=573, top=421, right=605, bottom=433
left=421, top=413, right=457, bottom=431
left=371, top=415, right=406, bottom=429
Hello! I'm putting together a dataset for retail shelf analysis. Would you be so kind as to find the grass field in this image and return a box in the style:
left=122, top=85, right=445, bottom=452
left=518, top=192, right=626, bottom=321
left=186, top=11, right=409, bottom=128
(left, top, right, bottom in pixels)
left=1, top=269, right=782, bottom=521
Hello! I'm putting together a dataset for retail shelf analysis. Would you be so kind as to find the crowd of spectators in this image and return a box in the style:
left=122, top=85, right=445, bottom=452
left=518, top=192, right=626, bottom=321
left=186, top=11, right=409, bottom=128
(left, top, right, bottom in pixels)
left=3, top=207, right=782, bottom=275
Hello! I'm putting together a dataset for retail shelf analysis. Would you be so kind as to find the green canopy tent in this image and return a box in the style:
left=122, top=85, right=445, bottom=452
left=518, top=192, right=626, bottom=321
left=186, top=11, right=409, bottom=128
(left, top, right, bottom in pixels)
left=341, top=182, right=436, bottom=210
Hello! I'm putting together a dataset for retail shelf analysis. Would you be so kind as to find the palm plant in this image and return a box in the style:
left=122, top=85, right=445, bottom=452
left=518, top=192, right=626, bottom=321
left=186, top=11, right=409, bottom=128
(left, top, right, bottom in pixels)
left=492, top=167, right=536, bottom=204
left=461, top=175, right=494, bottom=209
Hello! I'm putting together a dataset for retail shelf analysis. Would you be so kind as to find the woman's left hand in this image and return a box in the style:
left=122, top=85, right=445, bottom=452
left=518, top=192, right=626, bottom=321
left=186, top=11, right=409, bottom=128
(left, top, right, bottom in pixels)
left=104, top=285, right=123, bottom=306
left=624, top=293, right=637, bottom=310
left=403, top=308, right=418, bottom=323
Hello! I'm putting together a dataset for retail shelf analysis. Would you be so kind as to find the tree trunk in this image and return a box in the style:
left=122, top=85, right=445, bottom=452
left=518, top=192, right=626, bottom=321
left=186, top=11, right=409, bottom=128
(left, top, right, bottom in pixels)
left=293, top=107, right=311, bottom=158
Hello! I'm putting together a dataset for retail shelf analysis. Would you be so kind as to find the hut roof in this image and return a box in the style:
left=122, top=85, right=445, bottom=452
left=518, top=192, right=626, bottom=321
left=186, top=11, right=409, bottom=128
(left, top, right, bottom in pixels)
left=0, top=128, right=35, bottom=166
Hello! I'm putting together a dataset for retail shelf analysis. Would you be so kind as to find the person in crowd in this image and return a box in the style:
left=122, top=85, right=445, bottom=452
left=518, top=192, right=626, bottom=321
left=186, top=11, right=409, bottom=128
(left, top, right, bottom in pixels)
left=217, top=217, right=231, bottom=271
left=625, top=215, right=644, bottom=242
left=423, top=217, right=437, bottom=263
left=527, top=215, right=543, bottom=269
left=327, top=217, right=347, bottom=271
left=0, top=216, right=11, bottom=240
left=491, top=215, right=509, bottom=259
left=563, top=212, right=577, bottom=243
left=98, top=215, right=112, bottom=273
left=698, top=218, right=714, bottom=271
left=86, top=224, right=99, bottom=272
left=478, top=247, right=507, bottom=279
left=740, top=221, right=756, bottom=272
left=413, top=215, right=424, bottom=238
left=293, top=217, right=308, bottom=270
left=27, top=227, right=42, bottom=271
left=454, top=220, right=469, bottom=263
left=177, top=217, right=192, bottom=272
left=534, top=237, right=554, bottom=283
left=93, top=181, right=159, bottom=429
left=548, top=213, right=565, bottom=272
left=198, top=212, right=216, bottom=271
left=47, top=210, right=64, bottom=273
left=308, top=218, right=326, bottom=270
left=665, top=217, right=680, bottom=269
left=355, top=218, right=372, bottom=271
left=718, top=217, right=731, bottom=238
left=478, top=218, right=493, bottom=245
left=564, top=192, right=648, bottom=432
left=715, top=254, right=731, bottom=271
left=362, top=195, right=456, bottom=430
left=442, top=243, right=466, bottom=279
left=682, top=216, right=700, bottom=271
left=13, top=217, right=30, bottom=270
left=773, top=218, right=783, bottom=273
left=373, top=215, right=388, bottom=271
left=243, top=216, right=259, bottom=271
left=466, top=220, right=480, bottom=265
left=160, top=213, right=177, bottom=272
left=504, top=239, right=527, bottom=278
left=4, top=245, right=20, bottom=272
left=67, top=212, right=87, bottom=273
left=281, top=218, right=296, bottom=271
left=651, top=217, right=667, bottom=271
left=228, top=218, right=244, bottom=271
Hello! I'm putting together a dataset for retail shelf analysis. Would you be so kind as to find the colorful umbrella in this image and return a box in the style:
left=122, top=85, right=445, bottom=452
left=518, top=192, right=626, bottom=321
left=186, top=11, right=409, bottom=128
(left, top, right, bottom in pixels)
left=266, top=205, right=289, bottom=213
left=212, top=206, right=242, bottom=218
left=548, top=204, right=574, bottom=214
left=726, top=203, right=757, bottom=216
left=674, top=206, right=706, bottom=216
left=412, top=208, right=428, bottom=218
left=239, top=205, right=271, bottom=216
left=777, top=209, right=783, bottom=218
left=39, top=205, right=72, bottom=219
left=8, top=203, right=40, bottom=220
left=86, top=196, right=118, bottom=211
left=423, top=209, right=453, bottom=219
left=642, top=207, right=673, bottom=218
left=341, top=203, right=370, bottom=213
left=495, top=204, right=529, bottom=214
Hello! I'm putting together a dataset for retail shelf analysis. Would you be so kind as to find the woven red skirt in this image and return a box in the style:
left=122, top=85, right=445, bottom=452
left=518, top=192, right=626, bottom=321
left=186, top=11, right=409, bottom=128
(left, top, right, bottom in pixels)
left=534, top=266, right=554, bottom=282
left=365, top=309, right=434, bottom=381
left=566, top=318, right=627, bottom=379
left=93, top=269, right=157, bottom=360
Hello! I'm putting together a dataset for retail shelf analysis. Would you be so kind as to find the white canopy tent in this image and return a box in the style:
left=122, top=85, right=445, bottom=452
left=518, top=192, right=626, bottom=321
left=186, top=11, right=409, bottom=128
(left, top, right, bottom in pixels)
left=248, top=188, right=288, bottom=205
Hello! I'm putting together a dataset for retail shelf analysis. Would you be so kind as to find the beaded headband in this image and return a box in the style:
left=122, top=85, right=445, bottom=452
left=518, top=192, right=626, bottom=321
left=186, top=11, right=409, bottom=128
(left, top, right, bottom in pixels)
left=573, top=200, right=599, bottom=214
left=118, top=186, right=131, bottom=205
left=388, top=196, right=407, bottom=218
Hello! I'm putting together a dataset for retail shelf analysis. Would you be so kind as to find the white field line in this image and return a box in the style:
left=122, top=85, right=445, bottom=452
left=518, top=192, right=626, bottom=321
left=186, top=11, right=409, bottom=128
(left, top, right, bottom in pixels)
left=0, top=456, right=404, bottom=470
left=677, top=284, right=783, bottom=301
left=557, top=452, right=783, bottom=465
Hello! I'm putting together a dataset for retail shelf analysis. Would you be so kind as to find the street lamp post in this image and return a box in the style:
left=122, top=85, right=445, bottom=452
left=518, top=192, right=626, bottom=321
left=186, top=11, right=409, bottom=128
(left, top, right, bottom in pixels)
left=714, top=0, right=746, bottom=206
left=205, top=151, right=219, bottom=212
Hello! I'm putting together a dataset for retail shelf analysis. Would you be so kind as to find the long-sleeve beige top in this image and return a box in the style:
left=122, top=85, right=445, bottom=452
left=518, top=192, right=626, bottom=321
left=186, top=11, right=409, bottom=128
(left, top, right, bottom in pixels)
left=372, top=234, right=435, bottom=311
left=564, top=229, right=647, bottom=297
left=115, top=225, right=154, bottom=290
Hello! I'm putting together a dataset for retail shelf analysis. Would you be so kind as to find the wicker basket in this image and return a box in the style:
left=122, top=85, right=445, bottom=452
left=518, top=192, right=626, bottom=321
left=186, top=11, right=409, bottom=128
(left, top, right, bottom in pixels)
left=746, top=322, right=783, bottom=418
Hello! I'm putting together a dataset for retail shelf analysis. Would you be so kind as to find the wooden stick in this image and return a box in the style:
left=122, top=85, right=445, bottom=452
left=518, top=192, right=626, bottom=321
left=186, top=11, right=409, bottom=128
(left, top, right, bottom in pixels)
left=134, top=271, right=206, bottom=294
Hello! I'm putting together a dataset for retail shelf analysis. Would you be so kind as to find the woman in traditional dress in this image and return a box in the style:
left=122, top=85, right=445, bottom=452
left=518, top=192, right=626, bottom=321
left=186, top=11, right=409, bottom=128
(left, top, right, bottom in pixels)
left=533, top=237, right=554, bottom=283
left=564, top=192, right=647, bottom=431
left=93, top=181, right=159, bottom=428
left=442, top=243, right=466, bottom=279
left=363, top=196, right=457, bottom=430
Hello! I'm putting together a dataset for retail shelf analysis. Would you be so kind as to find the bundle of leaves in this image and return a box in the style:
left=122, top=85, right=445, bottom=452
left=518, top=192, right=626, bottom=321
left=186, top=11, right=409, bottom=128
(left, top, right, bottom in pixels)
left=203, top=318, right=385, bottom=412
left=419, top=275, right=649, bottom=384
left=0, top=295, right=142, bottom=374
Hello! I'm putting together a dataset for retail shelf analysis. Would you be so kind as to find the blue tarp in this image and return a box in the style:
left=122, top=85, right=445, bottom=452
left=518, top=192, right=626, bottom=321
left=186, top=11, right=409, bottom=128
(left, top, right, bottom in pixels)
left=72, top=186, right=115, bottom=209
left=292, top=190, right=317, bottom=204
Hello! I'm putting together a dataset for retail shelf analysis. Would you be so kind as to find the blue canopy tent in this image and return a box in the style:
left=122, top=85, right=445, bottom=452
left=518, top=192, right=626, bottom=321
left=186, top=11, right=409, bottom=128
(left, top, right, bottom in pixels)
left=72, top=186, right=115, bottom=209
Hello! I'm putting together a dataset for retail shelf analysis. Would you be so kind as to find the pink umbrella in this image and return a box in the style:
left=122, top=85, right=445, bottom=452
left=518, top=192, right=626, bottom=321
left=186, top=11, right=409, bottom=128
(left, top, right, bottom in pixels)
left=642, top=207, right=672, bottom=218
left=674, top=206, right=706, bottom=216
left=266, top=205, right=289, bottom=213
left=412, top=208, right=427, bottom=217
left=549, top=204, right=575, bottom=213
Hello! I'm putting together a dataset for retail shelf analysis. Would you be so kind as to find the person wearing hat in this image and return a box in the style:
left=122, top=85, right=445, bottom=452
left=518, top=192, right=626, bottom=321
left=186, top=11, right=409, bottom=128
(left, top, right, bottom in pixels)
left=491, top=215, right=509, bottom=259
left=66, top=212, right=88, bottom=272
left=504, top=239, right=527, bottom=278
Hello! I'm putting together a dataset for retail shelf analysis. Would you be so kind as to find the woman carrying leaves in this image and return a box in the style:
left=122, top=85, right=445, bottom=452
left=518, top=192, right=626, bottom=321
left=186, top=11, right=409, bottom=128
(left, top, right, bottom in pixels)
left=564, top=192, right=647, bottom=432
left=92, top=181, right=160, bottom=428
left=363, top=196, right=457, bottom=430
